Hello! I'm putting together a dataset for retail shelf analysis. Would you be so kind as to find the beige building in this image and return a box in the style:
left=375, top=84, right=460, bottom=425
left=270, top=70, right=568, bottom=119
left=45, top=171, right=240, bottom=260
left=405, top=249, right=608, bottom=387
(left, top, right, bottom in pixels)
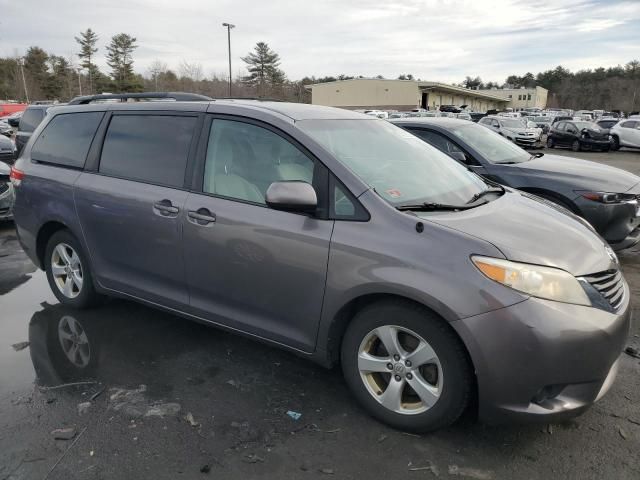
left=306, top=79, right=508, bottom=112
left=480, top=86, right=548, bottom=111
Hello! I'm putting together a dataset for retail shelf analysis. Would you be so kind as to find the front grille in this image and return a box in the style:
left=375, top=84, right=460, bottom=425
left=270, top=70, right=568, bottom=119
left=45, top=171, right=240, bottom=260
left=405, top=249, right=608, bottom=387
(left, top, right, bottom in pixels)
left=0, top=182, right=8, bottom=195
left=583, top=270, right=625, bottom=311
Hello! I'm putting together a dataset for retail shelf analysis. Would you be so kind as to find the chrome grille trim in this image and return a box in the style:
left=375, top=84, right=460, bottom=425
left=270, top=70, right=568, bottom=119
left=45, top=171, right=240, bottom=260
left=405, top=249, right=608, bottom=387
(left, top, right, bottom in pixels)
left=582, top=269, right=625, bottom=311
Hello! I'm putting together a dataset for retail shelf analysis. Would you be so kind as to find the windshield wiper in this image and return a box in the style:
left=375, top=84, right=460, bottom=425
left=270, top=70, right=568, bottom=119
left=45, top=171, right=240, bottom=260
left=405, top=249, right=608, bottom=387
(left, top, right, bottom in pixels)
left=466, top=186, right=504, bottom=204
left=396, top=202, right=478, bottom=212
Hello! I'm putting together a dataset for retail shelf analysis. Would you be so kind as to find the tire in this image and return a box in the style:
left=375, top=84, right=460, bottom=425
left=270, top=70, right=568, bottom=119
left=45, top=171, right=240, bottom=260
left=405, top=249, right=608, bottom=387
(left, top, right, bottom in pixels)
left=546, top=137, right=554, bottom=148
left=611, top=136, right=620, bottom=151
left=45, top=230, right=100, bottom=308
left=341, top=300, right=472, bottom=432
left=571, top=140, right=581, bottom=152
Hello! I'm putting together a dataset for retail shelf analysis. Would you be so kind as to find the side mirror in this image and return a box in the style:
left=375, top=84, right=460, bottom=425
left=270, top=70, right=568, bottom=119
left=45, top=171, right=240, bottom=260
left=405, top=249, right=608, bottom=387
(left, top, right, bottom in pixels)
left=449, top=151, right=467, bottom=163
left=7, top=118, right=19, bottom=127
left=266, top=181, right=317, bottom=213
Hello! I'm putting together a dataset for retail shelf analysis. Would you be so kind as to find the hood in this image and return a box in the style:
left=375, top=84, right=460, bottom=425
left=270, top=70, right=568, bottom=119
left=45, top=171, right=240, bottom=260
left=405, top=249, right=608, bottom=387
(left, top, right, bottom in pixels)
left=514, top=154, right=640, bottom=193
left=420, top=191, right=615, bottom=276
left=505, top=127, right=537, bottom=135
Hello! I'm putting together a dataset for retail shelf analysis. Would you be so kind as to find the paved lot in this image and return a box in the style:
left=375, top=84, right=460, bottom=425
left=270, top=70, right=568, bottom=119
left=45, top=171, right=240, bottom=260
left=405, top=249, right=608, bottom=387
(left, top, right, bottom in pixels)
left=1, top=148, right=639, bottom=480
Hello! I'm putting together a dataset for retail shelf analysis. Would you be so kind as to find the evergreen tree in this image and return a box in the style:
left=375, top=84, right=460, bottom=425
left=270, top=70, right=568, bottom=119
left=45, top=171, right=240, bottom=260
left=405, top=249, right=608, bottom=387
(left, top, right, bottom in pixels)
left=75, top=28, right=99, bottom=93
left=241, top=42, right=285, bottom=96
left=106, top=33, right=139, bottom=92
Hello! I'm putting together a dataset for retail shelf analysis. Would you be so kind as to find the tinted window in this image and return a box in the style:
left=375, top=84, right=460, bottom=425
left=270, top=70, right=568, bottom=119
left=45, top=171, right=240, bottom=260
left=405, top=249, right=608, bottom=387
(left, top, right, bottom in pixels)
left=31, top=112, right=103, bottom=168
left=19, top=108, right=45, bottom=132
left=203, top=119, right=315, bottom=204
left=555, top=122, right=565, bottom=131
left=410, top=129, right=463, bottom=154
left=598, top=120, right=617, bottom=128
left=99, top=115, right=196, bottom=187
left=621, top=121, right=638, bottom=128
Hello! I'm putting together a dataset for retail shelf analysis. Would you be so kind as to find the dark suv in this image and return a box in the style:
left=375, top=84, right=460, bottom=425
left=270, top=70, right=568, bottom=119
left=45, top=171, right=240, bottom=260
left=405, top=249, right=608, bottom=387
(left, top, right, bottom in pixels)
left=15, top=105, right=55, bottom=156
left=11, top=93, right=630, bottom=432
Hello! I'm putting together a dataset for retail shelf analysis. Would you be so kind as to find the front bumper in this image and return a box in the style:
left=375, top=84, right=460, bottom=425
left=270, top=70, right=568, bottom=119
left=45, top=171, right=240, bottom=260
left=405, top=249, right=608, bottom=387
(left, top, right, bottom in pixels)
left=452, top=287, right=631, bottom=424
left=579, top=138, right=610, bottom=150
left=513, top=135, right=539, bottom=148
left=0, top=181, right=14, bottom=220
left=574, top=196, right=640, bottom=250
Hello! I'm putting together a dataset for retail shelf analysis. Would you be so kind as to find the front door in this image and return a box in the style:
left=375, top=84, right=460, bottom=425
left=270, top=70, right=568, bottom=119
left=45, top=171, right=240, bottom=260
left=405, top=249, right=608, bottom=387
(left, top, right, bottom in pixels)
left=182, top=117, right=333, bottom=352
left=75, top=112, right=200, bottom=308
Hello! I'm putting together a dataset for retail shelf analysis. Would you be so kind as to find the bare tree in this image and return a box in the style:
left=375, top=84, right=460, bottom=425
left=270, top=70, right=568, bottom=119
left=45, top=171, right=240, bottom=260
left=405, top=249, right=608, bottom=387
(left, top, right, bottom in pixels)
left=148, top=60, right=168, bottom=90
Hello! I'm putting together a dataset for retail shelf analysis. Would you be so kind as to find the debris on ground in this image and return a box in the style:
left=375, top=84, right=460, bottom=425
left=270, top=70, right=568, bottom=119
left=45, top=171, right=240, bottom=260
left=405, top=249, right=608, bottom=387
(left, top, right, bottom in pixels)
left=408, top=461, right=440, bottom=476
left=448, top=465, right=493, bottom=479
left=628, top=418, right=640, bottom=426
left=544, top=424, right=553, bottom=434
left=90, top=387, right=106, bottom=401
left=51, top=427, right=77, bottom=440
left=243, top=454, right=264, bottom=464
left=377, top=434, right=388, bottom=443
left=625, top=346, right=640, bottom=359
left=44, top=427, right=88, bottom=479
left=77, top=402, right=91, bottom=416
left=39, top=381, right=98, bottom=391
left=286, top=410, right=302, bottom=420
left=109, top=385, right=181, bottom=418
left=11, top=341, right=29, bottom=351
left=619, top=427, right=629, bottom=440
left=185, top=412, right=200, bottom=427
left=200, top=464, right=211, bottom=473
left=319, top=468, right=334, bottom=474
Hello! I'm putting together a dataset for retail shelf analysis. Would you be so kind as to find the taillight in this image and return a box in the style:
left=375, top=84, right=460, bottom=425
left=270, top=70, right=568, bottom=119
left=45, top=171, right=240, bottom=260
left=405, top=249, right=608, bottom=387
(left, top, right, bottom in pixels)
left=10, top=166, right=24, bottom=186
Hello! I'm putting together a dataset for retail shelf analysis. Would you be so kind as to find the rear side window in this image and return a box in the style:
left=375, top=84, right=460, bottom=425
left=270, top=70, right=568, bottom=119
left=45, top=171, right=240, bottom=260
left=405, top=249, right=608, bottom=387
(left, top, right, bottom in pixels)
left=99, top=115, right=197, bottom=188
left=31, top=112, right=103, bottom=168
left=621, top=121, right=638, bottom=129
left=19, top=108, right=45, bottom=132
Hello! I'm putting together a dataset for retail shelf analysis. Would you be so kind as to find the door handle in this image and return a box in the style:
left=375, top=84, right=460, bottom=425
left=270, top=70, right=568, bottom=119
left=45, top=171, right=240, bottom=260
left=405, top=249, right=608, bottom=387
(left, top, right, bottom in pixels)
left=154, top=200, right=179, bottom=215
left=188, top=208, right=216, bottom=225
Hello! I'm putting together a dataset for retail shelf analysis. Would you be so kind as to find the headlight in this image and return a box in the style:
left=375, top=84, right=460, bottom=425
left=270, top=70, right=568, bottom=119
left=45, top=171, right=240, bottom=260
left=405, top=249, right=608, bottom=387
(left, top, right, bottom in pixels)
left=472, top=256, right=590, bottom=306
left=576, top=191, right=637, bottom=204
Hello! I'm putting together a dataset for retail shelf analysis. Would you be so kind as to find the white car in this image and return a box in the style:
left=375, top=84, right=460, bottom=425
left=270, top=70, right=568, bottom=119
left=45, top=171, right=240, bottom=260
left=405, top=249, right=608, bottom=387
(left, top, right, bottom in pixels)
left=363, top=110, right=389, bottom=119
left=478, top=115, right=541, bottom=148
left=610, top=119, right=640, bottom=150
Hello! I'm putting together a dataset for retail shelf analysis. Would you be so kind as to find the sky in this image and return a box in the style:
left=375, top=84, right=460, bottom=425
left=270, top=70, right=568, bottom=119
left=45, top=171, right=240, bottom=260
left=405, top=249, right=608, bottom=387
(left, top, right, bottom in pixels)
left=1, top=0, right=639, bottom=84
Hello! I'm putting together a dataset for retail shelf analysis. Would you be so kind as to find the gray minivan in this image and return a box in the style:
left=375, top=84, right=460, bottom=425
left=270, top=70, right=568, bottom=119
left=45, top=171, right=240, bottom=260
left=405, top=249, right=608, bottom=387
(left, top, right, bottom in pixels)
left=11, top=94, right=630, bottom=432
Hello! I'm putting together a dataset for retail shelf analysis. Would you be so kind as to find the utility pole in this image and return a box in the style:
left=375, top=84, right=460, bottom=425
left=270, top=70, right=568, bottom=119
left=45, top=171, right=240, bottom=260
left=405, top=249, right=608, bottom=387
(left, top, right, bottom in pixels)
left=77, top=68, right=83, bottom=96
left=19, top=57, right=29, bottom=103
left=222, top=22, right=235, bottom=97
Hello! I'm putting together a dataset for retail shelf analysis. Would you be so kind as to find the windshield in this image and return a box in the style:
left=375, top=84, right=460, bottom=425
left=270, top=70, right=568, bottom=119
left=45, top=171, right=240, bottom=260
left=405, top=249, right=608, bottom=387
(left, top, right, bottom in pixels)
left=573, top=121, right=597, bottom=130
left=297, top=119, right=488, bottom=206
left=448, top=122, right=531, bottom=164
left=500, top=119, right=525, bottom=129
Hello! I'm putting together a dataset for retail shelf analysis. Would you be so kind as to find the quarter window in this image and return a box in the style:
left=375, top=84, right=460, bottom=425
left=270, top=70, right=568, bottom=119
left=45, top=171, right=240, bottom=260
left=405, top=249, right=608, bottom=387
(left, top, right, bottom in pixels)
left=99, top=115, right=197, bottom=188
left=621, top=121, right=637, bottom=129
left=203, top=119, right=315, bottom=204
left=31, top=112, right=103, bottom=168
left=19, top=108, right=45, bottom=132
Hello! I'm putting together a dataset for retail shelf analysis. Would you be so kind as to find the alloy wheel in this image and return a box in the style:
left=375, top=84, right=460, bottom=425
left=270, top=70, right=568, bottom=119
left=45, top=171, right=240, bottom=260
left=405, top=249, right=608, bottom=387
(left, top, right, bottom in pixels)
left=58, top=315, right=90, bottom=368
left=51, top=243, right=83, bottom=299
left=357, top=325, right=442, bottom=415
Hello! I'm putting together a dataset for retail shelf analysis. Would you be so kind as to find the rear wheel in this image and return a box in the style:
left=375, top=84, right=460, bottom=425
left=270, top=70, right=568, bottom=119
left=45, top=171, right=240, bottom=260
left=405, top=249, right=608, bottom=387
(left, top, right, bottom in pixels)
left=571, top=140, right=581, bottom=152
left=341, top=300, right=472, bottom=432
left=45, top=230, right=100, bottom=308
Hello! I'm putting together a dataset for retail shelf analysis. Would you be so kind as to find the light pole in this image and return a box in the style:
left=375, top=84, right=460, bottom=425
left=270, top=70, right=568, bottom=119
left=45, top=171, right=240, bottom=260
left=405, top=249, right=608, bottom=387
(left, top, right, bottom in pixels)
left=19, top=57, right=29, bottom=103
left=222, top=22, right=235, bottom=97
left=77, top=68, right=83, bottom=96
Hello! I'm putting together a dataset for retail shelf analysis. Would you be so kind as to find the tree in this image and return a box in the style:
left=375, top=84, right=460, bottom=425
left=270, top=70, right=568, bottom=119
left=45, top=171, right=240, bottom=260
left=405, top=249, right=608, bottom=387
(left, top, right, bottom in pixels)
left=106, top=33, right=139, bottom=92
left=75, top=28, right=99, bottom=93
left=462, top=76, right=483, bottom=89
left=241, top=42, right=285, bottom=96
left=147, top=60, right=168, bottom=90
left=398, top=74, right=414, bottom=80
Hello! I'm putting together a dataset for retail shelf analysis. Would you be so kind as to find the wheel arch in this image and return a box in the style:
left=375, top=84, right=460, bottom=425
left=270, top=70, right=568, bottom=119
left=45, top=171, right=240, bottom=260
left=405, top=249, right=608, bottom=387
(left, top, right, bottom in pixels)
left=36, top=221, right=72, bottom=269
left=517, top=187, right=580, bottom=215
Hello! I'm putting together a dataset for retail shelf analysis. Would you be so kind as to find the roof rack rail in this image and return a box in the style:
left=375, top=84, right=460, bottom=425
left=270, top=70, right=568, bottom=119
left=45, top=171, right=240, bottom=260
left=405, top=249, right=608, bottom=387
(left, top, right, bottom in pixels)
left=215, top=97, right=284, bottom=102
left=67, top=92, right=212, bottom=105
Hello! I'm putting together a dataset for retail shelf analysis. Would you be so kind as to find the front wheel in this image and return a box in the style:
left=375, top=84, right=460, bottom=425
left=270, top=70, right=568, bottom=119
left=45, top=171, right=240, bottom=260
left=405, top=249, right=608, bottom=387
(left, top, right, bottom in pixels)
left=571, top=140, right=581, bottom=152
left=610, top=136, right=620, bottom=151
left=45, top=230, right=100, bottom=308
left=546, top=137, right=555, bottom=148
left=341, top=300, right=472, bottom=432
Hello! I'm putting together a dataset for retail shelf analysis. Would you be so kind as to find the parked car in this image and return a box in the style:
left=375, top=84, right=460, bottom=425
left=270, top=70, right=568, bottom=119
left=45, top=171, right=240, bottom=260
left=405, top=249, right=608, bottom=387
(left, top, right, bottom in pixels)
left=547, top=120, right=610, bottom=152
left=478, top=115, right=541, bottom=148
left=455, top=113, right=472, bottom=121
left=0, top=134, right=17, bottom=165
left=0, top=121, right=13, bottom=138
left=532, top=116, right=553, bottom=134
left=469, top=112, right=487, bottom=123
left=595, top=118, right=619, bottom=136
left=0, top=160, right=14, bottom=220
left=439, top=105, right=461, bottom=113
left=391, top=117, right=640, bottom=250
left=551, top=115, right=573, bottom=124
left=12, top=93, right=630, bottom=432
left=610, top=120, right=640, bottom=150
left=15, top=105, right=54, bottom=156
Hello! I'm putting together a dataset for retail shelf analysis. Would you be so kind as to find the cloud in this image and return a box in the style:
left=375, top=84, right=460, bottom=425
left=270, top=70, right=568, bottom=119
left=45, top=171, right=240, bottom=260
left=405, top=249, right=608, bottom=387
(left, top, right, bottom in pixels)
left=0, top=0, right=639, bottom=84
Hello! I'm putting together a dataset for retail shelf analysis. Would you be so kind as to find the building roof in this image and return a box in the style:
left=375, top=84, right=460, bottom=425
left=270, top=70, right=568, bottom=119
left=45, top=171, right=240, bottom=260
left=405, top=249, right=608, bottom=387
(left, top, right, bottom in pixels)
left=305, top=78, right=508, bottom=102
